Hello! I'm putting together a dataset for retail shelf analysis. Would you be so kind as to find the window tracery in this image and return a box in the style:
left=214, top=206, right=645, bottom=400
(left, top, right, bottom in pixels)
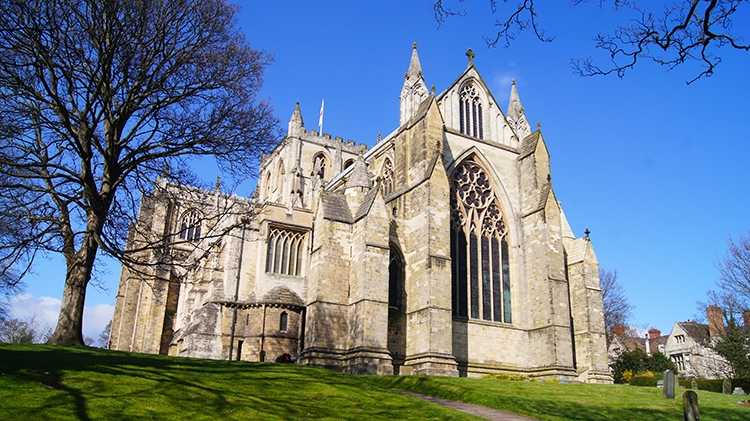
left=459, top=83, right=484, bottom=140
left=450, top=159, right=510, bottom=322
left=312, top=154, right=327, bottom=179
left=381, top=158, right=394, bottom=196
left=265, top=227, right=305, bottom=276
left=179, top=210, right=202, bottom=242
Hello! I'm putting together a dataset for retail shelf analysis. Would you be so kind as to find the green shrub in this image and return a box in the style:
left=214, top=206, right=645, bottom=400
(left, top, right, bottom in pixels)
left=679, top=379, right=724, bottom=393
left=732, top=377, right=750, bottom=392
left=629, top=376, right=658, bottom=387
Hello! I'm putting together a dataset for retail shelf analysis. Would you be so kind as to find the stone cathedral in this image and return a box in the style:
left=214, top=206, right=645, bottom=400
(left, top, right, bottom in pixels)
left=110, top=45, right=611, bottom=383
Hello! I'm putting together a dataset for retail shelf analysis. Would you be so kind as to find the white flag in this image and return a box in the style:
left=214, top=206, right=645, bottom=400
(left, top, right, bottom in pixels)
left=319, top=99, right=324, bottom=134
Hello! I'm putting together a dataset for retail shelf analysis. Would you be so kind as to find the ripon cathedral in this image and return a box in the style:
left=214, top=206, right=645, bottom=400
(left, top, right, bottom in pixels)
left=109, top=44, right=612, bottom=383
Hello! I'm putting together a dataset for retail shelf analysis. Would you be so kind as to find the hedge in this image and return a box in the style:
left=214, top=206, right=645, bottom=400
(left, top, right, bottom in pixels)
left=677, top=377, right=750, bottom=393
left=630, top=376, right=659, bottom=387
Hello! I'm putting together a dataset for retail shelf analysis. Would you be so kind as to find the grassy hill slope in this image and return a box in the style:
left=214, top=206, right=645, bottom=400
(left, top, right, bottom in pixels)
left=0, top=344, right=478, bottom=420
left=2, top=344, right=748, bottom=420
left=370, top=374, right=750, bottom=421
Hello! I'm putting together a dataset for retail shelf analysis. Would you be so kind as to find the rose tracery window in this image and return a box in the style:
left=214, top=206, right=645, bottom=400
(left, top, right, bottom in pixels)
left=266, top=227, right=305, bottom=276
left=450, top=159, right=511, bottom=323
left=459, top=83, right=484, bottom=140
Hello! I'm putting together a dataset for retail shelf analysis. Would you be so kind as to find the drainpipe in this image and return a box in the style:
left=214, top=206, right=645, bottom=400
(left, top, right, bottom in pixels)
left=228, top=218, right=249, bottom=360
left=260, top=304, right=267, bottom=361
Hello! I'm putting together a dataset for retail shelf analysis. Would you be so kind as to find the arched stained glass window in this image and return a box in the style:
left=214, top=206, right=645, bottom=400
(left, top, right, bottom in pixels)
left=450, top=159, right=510, bottom=323
left=459, top=83, right=484, bottom=140
left=381, top=158, right=394, bottom=196
left=179, top=210, right=202, bottom=242
left=265, top=227, right=306, bottom=276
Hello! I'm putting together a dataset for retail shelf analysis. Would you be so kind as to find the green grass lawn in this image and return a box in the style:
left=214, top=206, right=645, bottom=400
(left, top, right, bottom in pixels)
left=368, top=375, right=750, bottom=421
left=1, top=344, right=748, bottom=421
left=0, top=344, right=478, bottom=420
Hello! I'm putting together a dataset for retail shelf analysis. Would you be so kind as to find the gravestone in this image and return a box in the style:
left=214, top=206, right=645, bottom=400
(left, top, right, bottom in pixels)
left=683, top=390, right=699, bottom=421
left=733, top=387, right=746, bottom=395
left=723, top=379, right=732, bottom=394
left=691, top=380, right=699, bottom=391
left=663, top=370, right=675, bottom=399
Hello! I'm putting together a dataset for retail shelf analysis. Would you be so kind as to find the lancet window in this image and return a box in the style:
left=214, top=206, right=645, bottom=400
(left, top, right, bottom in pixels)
left=276, top=159, right=285, bottom=191
left=459, top=83, right=484, bottom=140
left=280, top=312, right=288, bottom=332
left=179, top=210, right=202, bottom=242
left=381, top=158, right=394, bottom=196
left=266, top=227, right=305, bottom=276
left=450, top=159, right=511, bottom=323
left=313, top=154, right=327, bottom=179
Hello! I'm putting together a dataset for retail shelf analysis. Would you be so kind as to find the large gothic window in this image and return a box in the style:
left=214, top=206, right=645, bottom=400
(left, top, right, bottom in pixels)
left=266, top=227, right=305, bottom=276
left=459, top=83, right=484, bottom=140
left=450, top=159, right=511, bottom=323
left=381, top=158, right=394, bottom=196
left=179, top=210, right=202, bottom=241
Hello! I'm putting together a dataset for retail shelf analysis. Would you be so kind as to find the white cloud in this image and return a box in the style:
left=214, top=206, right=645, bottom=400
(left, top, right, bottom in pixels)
left=7, top=293, right=114, bottom=341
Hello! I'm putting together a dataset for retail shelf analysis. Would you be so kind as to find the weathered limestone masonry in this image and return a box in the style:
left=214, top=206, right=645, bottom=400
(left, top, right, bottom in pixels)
left=110, top=44, right=612, bottom=383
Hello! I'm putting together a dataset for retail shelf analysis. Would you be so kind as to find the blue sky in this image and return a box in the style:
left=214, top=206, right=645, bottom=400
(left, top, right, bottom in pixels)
left=13, top=1, right=750, bottom=340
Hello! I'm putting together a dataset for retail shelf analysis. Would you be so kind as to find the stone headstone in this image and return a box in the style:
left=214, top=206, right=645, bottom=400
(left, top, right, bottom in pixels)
left=723, top=379, right=732, bottom=394
left=733, top=387, right=746, bottom=395
left=683, top=390, right=699, bottom=421
left=663, top=370, right=675, bottom=399
left=691, top=380, right=699, bottom=391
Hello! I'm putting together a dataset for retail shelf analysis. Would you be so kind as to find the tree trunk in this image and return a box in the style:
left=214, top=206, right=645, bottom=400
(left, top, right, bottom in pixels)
left=47, top=236, right=99, bottom=347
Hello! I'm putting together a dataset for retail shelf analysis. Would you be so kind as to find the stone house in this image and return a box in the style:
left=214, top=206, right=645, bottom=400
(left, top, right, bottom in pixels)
left=109, top=44, right=611, bottom=383
left=608, top=306, right=736, bottom=379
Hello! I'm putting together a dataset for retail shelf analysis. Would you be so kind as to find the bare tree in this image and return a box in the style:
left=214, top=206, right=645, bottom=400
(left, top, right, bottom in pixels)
left=433, top=0, right=750, bottom=84
left=695, top=231, right=750, bottom=377
left=600, top=268, right=635, bottom=343
left=0, top=0, right=279, bottom=346
left=0, top=313, right=52, bottom=344
left=715, top=231, right=750, bottom=306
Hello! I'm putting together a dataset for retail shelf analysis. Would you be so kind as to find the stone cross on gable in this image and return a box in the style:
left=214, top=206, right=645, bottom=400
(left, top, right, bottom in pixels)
left=466, top=48, right=475, bottom=66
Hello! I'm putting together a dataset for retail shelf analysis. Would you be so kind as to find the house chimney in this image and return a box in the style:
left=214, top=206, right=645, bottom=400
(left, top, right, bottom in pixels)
left=611, top=324, right=626, bottom=337
left=707, top=305, right=724, bottom=337
left=743, top=310, right=750, bottom=328
left=648, top=328, right=661, bottom=339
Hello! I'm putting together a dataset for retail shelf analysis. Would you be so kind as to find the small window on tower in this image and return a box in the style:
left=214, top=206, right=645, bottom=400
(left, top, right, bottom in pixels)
left=313, top=154, right=327, bottom=179
left=179, top=211, right=202, bottom=241
left=280, top=312, right=288, bottom=332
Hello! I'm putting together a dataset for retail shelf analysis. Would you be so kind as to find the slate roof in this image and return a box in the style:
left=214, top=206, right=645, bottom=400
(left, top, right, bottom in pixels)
left=260, top=286, right=305, bottom=308
left=319, top=190, right=352, bottom=223
left=679, top=321, right=711, bottom=345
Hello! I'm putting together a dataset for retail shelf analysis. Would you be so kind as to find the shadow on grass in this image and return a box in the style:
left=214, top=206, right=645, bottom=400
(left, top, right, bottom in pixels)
left=0, top=344, right=477, bottom=420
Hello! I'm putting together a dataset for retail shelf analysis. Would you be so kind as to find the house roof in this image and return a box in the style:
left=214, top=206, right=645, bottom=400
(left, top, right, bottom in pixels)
left=678, top=321, right=711, bottom=345
left=612, top=334, right=669, bottom=355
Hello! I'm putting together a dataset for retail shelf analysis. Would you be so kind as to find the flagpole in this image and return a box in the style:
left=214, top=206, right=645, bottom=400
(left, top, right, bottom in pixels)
left=319, top=99, right=324, bottom=135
